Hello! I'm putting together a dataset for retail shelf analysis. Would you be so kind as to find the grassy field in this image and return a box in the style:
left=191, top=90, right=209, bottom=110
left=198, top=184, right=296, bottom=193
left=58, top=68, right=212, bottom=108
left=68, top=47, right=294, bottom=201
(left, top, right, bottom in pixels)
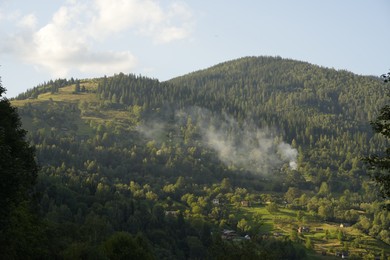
left=237, top=204, right=390, bottom=259
left=11, top=82, right=143, bottom=136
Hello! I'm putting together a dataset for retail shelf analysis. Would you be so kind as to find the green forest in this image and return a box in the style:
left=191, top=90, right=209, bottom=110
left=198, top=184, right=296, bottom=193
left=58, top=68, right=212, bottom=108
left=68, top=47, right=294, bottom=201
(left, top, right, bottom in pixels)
left=2, top=56, right=390, bottom=259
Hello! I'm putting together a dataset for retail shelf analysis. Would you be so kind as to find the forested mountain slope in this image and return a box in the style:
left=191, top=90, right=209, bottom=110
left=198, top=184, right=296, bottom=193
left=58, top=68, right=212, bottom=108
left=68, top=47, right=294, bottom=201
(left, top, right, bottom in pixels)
left=167, top=56, right=388, bottom=190
left=9, top=56, right=389, bottom=258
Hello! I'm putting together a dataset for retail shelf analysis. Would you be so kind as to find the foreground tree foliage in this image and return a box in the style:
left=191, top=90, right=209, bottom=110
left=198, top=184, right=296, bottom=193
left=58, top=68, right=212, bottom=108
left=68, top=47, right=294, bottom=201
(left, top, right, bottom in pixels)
left=0, top=83, right=44, bottom=257
left=364, top=71, right=390, bottom=198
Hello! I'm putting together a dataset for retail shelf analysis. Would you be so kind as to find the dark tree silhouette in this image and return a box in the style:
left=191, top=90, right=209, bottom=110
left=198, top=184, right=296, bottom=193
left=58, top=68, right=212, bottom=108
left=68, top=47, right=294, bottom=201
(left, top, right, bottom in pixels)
left=0, top=81, right=38, bottom=236
left=364, top=72, right=390, bottom=198
left=382, top=71, right=390, bottom=83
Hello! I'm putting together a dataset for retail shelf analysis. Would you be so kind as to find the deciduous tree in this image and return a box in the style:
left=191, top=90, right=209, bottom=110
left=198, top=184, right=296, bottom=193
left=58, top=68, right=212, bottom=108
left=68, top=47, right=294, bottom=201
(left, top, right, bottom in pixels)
left=364, top=72, right=390, bottom=199
left=0, top=82, right=40, bottom=257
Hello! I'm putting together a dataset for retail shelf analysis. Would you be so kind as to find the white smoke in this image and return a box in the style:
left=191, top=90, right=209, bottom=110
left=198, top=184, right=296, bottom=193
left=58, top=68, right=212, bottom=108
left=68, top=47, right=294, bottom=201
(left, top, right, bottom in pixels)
left=138, top=106, right=299, bottom=173
left=176, top=107, right=299, bottom=174
left=136, top=121, right=166, bottom=142
left=277, top=143, right=298, bottom=170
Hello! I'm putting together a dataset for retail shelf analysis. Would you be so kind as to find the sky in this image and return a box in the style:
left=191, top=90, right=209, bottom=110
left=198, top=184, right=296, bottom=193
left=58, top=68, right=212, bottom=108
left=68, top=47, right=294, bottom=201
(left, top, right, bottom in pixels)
left=0, top=0, right=389, bottom=98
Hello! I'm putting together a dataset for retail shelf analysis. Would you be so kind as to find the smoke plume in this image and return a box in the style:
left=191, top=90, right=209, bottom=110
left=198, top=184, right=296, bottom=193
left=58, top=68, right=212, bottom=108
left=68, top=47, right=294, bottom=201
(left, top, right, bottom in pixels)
left=176, top=107, right=298, bottom=174
left=277, top=143, right=298, bottom=170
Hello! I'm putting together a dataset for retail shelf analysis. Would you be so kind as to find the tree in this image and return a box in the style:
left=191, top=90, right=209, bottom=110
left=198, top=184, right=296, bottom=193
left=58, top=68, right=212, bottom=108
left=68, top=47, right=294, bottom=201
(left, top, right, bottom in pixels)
left=285, top=187, right=301, bottom=204
left=325, top=229, right=330, bottom=240
left=74, top=81, right=81, bottom=93
left=364, top=72, right=390, bottom=199
left=200, top=222, right=212, bottom=247
left=305, top=237, right=313, bottom=250
left=186, top=236, right=206, bottom=259
left=318, top=203, right=333, bottom=220
left=237, top=218, right=251, bottom=233
left=0, top=83, right=40, bottom=257
left=318, top=182, right=330, bottom=197
left=220, top=178, right=232, bottom=192
left=337, top=229, right=345, bottom=242
left=266, top=202, right=279, bottom=213
left=0, top=84, right=38, bottom=226
left=289, top=230, right=299, bottom=242
left=102, top=232, right=154, bottom=259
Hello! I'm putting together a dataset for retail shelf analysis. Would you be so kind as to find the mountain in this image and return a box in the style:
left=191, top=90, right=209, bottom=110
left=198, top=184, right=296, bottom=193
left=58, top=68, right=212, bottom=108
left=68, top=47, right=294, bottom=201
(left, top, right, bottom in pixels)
left=9, top=56, right=390, bottom=258
left=13, top=56, right=387, bottom=188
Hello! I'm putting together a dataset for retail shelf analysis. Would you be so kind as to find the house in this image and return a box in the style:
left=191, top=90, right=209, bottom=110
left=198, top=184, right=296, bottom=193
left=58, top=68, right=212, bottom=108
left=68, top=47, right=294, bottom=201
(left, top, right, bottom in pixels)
left=165, top=210, right=179, bottom=217
left=335, top=251, right=349, bottom=259
left=221, top=229, right=238, bottom=240
left=297, top=226, right=310, bottom=233
left=340, top=223, right=350, bottom=228
left=241, top=200, right=250, bottom=207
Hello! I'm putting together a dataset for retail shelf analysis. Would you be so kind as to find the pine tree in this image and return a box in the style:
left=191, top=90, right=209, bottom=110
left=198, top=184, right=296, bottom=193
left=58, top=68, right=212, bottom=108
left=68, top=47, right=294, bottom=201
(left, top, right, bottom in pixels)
left=74, top=81, right=81, bottom=93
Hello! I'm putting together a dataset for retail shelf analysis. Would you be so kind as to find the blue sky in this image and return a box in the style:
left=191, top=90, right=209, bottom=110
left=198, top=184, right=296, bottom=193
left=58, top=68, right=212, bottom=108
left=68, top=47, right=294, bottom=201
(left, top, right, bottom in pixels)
left=0, top=0, right=389, bottom=98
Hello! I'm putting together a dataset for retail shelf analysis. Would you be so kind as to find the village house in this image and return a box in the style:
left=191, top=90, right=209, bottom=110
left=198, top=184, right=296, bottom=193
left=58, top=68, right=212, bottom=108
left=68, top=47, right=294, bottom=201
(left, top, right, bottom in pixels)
left=212, top=198, right=220, bottom=205
left=297, top=226, right=310, bottom=233
left=164, top=210, right=179, bottom=217
left=240, top=200, right=250, bottom=207
left=339, top=223, right=350, bottom=228
left=221, top=229, right=238, bottom=240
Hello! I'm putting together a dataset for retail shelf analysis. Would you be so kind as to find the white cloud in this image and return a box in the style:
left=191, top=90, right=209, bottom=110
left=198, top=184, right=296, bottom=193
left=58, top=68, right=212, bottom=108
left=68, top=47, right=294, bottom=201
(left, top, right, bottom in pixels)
left=89, top=0, right=193, bottom=43
left=1, top=0, right=193, bottom=77
left=17, top=14, right=37, bottom=29
left=91, top=0, right=163, bottom=35
left=156, top=26, right=190, bottom=43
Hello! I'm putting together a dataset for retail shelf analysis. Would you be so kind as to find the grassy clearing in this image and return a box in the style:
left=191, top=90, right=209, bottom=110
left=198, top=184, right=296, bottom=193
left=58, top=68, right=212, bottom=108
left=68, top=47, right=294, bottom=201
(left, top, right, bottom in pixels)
left=12, top=86, right=142, bottom=140
left=235, top=204, right=390, bottom=258
left=11, top=83, right=99, bottom=106
left=41, top=85, right=97, bottom=103
left=12, top=98, right=44, bottom=107
left=11, top=87, right=98, bottom=137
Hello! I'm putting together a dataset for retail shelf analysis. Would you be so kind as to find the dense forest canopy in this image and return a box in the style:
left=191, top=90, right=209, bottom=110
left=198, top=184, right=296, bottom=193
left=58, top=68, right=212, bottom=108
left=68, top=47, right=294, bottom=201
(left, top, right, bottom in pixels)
left=8, top=56, right=390, bottom=258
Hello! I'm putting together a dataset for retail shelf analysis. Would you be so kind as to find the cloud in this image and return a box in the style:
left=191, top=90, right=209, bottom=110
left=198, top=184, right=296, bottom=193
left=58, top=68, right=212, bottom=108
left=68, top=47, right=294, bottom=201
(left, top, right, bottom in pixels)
left=90, top=0, right=193, bottom=43
left=85, top=0, right=193, bottom=43
left=155, top=26, right=190, bottom=43
left=90, top=0, right=163, bottom=36
left=1, top=0, right=193, bottom=77
left=17, top=14, right=37, bottom=29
